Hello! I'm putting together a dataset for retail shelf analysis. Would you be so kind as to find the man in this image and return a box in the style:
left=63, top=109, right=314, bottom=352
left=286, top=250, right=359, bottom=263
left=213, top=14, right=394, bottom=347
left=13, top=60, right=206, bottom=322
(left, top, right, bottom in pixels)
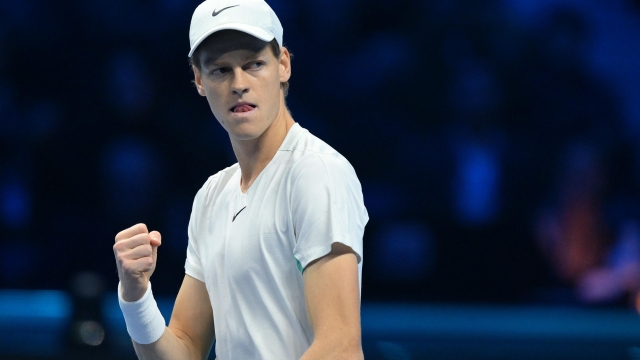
left=112, top=0, right=368, bottom=358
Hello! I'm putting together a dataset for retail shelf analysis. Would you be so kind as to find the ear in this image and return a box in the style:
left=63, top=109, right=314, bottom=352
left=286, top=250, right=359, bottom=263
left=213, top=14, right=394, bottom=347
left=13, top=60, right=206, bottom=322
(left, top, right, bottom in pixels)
left=278, top=47, right=291, bottom=83
left=192, top=66, right=207, bottom=97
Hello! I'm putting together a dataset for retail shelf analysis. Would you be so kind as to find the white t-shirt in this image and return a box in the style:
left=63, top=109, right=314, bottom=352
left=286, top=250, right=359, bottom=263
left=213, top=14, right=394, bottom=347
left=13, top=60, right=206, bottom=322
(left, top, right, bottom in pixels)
left=184, top=123, right=368, bottom=359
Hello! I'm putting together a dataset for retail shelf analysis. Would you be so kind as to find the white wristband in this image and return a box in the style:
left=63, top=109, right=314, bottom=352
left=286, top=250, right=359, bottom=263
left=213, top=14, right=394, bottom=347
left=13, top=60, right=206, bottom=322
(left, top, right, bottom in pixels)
left=118, top=281, right=166, bottom=344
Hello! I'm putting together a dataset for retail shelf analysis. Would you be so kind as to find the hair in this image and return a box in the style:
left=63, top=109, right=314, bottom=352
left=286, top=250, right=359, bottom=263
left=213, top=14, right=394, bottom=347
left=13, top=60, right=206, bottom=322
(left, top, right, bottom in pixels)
left=189, top=38, right=291, bottom=97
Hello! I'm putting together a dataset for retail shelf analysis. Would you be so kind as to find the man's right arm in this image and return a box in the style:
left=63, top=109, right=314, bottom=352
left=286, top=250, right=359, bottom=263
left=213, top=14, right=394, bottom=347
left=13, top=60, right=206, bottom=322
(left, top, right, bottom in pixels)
left=114, top=224, right=215, bottom=360
left=133, top=275, right=215, bottom=360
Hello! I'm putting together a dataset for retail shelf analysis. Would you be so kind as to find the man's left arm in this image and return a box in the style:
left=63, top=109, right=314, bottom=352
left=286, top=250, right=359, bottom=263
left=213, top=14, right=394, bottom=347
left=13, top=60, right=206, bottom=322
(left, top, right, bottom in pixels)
left=300, top=242, right=364, bottom=360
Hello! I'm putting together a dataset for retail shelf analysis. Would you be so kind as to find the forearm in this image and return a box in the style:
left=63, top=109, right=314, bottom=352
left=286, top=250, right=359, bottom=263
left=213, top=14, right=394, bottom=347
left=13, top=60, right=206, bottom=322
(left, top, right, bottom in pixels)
left=132, top=326, right=208, bottom=360
left=119, top=280, right=213, bottom=360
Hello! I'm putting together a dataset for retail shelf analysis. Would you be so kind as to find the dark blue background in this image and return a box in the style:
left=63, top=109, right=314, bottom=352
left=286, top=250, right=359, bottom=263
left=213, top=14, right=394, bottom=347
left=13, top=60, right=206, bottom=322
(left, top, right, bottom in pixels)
left=2, top=0, right=640, bottom=358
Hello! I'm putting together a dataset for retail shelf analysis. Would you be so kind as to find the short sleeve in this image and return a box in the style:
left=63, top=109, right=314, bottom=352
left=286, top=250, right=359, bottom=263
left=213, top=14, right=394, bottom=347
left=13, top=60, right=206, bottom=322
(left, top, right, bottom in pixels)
left=291, top=153, right=368, bottom=271
left=184, top=186, right=205, bottom=282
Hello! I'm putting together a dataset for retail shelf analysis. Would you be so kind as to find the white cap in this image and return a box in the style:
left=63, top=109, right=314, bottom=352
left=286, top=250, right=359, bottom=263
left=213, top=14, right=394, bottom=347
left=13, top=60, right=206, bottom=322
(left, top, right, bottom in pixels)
left=188, top=0, right=283, bottom=57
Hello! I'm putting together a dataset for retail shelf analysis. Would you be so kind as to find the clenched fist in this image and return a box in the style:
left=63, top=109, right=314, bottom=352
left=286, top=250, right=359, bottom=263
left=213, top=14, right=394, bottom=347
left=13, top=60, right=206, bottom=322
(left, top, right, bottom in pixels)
left=113, top=223, right=162, bottom=302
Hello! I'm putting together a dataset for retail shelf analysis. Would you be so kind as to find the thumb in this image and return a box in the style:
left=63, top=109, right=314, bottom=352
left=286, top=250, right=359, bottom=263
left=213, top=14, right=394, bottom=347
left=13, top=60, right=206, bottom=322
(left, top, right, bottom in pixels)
left=149, top=230, right=162, bottom=247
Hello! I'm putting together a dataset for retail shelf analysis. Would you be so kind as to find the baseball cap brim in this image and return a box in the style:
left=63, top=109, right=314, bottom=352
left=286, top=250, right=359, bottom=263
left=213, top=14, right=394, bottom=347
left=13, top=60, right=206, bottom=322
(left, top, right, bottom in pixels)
left=188, top=23, right=275, bottom=58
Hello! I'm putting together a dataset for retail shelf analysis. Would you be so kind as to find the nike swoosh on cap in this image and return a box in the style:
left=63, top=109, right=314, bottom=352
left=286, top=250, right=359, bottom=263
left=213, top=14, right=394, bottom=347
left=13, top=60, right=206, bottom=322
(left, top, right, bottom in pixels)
left=212, top=5, right=239, bottom=17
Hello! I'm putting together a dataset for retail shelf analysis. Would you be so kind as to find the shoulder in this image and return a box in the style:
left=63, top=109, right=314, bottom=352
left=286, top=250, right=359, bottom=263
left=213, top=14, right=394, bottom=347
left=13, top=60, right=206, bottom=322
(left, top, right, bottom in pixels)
left=287, top=126, right=357, bottom=181
left=193, top=163, right=240, bottom=207
left=283, top=129, right=363, bottom=205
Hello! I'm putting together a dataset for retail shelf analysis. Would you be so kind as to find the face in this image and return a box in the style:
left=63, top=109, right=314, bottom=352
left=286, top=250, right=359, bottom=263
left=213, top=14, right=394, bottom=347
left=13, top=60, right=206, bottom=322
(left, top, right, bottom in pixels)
left=193, top=30, right=291, bottom=141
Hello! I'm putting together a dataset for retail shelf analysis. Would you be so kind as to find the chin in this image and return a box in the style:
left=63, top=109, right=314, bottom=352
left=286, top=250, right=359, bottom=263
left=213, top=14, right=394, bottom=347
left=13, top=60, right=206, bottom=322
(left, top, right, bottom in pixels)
left=232, top=132, right=261, bottom=141
left=227, top=123, right=266, bottom=141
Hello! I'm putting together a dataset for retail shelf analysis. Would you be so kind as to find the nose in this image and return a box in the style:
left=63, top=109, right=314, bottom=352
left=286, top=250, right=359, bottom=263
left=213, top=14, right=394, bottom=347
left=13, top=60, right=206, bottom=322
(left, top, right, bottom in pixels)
left=231, top=68, right=249, bottom=96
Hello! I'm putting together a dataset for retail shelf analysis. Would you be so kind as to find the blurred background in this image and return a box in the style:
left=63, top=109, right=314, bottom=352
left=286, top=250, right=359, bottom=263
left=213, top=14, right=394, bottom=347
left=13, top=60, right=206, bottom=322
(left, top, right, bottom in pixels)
left=2, top=0, right=640, bottom=358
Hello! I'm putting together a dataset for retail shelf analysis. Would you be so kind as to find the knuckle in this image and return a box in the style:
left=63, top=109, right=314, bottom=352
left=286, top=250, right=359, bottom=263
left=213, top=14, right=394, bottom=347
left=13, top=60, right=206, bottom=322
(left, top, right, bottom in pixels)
left=134, top=223, right=148, bottom=234
left=134, top=233, right=150, bottom=244
left=143, top=244, right=153, bottom=254
left=122, top=262, right=135, bottom=273
left=140, top=259, right=153, bottom=272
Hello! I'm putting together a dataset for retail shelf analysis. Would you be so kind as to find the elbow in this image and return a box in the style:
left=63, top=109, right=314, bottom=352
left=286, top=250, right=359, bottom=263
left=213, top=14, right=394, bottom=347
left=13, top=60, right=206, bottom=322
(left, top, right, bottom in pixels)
left=336, top=347, right=364, bottom=360
left=338, top=338, right=363, bottom=360
left=329, top=339, right=363, bottom=359
left=308, top=337, right=363, bottom=360
left=330, top=331, right=363, bottom=359
left=343, top=346, right=364, bottom=360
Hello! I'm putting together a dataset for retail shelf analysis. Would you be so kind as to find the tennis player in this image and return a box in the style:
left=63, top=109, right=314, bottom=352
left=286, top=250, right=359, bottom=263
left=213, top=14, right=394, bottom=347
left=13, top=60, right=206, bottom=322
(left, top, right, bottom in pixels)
left=112, top=0, right=368, bottom=358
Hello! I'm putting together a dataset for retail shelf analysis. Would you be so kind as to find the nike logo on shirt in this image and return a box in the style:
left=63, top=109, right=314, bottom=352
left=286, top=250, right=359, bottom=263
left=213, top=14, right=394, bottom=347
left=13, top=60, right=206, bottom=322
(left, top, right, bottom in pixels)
left=232, top=206, right=246, bottom=222
left=212, top=5, right=239, bottom=17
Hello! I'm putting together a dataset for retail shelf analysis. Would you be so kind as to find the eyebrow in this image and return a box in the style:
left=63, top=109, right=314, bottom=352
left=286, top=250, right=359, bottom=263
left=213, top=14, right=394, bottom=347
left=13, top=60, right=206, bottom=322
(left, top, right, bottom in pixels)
left=201, top=46, right=266, bottom=69
left=201, top=56, right=220, bottom=69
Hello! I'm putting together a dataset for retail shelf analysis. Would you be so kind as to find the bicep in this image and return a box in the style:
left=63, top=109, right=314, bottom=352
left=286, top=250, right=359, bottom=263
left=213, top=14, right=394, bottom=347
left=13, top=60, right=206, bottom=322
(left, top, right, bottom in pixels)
left=302, top=243, right=361, bottom=344
left=168, top=275, right=215, bottom=359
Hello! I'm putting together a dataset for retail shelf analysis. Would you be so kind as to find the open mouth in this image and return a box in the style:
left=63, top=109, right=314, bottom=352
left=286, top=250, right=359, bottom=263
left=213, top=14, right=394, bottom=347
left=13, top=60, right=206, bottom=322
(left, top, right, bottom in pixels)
left=230, top=104, right=256, bottom=113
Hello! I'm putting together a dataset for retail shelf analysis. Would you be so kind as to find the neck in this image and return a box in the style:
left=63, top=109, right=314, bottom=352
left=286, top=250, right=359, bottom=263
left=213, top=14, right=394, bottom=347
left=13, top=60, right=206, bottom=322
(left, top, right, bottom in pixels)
left=231, top=95, right=295, bottom=193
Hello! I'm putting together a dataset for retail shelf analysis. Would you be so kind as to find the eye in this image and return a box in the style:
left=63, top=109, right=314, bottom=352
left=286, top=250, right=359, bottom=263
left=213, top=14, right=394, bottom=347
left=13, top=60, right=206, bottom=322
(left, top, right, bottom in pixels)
left=246, top=61, right=264, bottom=70
left=210, top=67, right=230, bottom=76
